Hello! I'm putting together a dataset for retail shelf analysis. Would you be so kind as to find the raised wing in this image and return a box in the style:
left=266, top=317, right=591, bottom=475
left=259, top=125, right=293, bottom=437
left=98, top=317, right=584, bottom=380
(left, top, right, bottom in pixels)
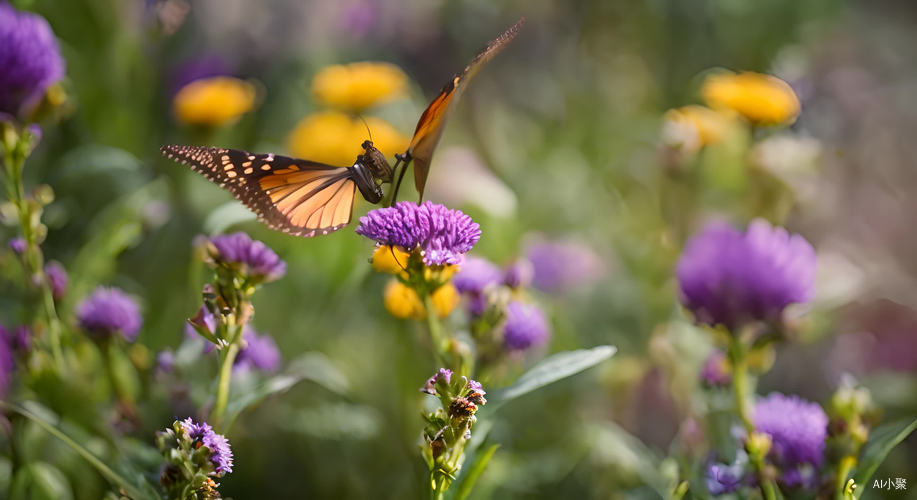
left=161, top=145, right=357, bottom=236
left=407, top=17, right=524, bottom=199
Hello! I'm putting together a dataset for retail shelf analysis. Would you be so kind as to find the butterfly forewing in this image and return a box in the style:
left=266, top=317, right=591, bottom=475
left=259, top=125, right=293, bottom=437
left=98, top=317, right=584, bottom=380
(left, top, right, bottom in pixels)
left=161, top=145, right=357, bottom=237
left=407, top=17, right=524, bottom=199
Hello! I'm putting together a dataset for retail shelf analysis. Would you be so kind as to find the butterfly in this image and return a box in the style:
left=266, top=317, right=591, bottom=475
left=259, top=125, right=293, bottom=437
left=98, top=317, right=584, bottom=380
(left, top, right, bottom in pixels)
left=161, top=18, right=523, bottom=237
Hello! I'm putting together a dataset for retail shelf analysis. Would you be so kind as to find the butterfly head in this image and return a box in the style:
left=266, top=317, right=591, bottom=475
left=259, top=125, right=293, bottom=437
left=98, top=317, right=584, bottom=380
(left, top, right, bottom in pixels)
left=358, top=140, right=394, bottom=183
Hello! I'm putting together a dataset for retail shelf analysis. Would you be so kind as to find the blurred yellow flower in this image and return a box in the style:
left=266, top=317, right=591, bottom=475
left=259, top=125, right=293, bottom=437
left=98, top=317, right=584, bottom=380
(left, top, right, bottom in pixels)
left=383, top=280, right=458, bottom=320
left=372, top=245, right=410, bottom=274
left=312, top=62, right=407, bottom=112
left=662, top=105, right=732, bottom=148
left=701, top=71, right=800, bottom=126
left=288, top=111, right=409, bottom=166
left=173, top=76, right=256, bottom=126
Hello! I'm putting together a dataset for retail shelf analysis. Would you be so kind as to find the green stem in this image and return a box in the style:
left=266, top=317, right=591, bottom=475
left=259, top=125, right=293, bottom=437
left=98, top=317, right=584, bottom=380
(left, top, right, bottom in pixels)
left=210, top=337, right=241, bottom=430
left=423, top=293, right=447, bottom=368
left=835, top=455, right=856, bottom=500
left=729, top=337, right=777, bottom=500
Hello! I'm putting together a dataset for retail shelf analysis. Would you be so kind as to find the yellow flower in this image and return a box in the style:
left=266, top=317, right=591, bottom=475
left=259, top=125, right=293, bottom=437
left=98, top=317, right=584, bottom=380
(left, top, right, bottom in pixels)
left=173, top=76, right=257, bottom=126
left=312, top=62, right=407, bottom=112
left=701, top=71, right=800, bottom=126
left=383, top=280, right=458, bottom=320
left=372, top=245, right=410, bottom=274
left=287, top=111, right=409, bottom=166
left=662, top=105, right=732, bottom=148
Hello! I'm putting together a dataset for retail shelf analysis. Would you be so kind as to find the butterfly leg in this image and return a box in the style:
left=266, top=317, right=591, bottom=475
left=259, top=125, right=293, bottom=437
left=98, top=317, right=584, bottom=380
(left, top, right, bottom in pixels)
left=388, top=152, right=413, bottom=206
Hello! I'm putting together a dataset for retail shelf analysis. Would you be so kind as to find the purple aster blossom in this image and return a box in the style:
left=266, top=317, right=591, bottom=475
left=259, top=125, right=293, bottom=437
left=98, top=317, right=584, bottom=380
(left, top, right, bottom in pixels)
left=502, top=301, right=551, bottom=352
left=234, top=329, right=280, bottom=373
left=453, top=257, right=501, bottom=294
left=0, top=332, right=12, bottom=397
left=77, top=287, right=142, bottom=341
left=466, top=378, right=485, bottom=395
left=677, top=219, right=816, bottom=330
left=208, top=232, right=287, bottom=282
left=44, top=260, right=67, bottom=300
left=178, top=418, right=233, bottom=474
left=701, top=350, right=731, bottom=387
left=503, top=258, right=534, bottom=289
left=8, top=237, right=26, bottom=255
left=705, top=461, right=745, bottom=495
left=356, top=201, right=481, bottom=266
left=754, top=393, right=827, bottom=485
left=526, top=236, right=605, bottom=294
left=0, top=3, right=65, bottom=118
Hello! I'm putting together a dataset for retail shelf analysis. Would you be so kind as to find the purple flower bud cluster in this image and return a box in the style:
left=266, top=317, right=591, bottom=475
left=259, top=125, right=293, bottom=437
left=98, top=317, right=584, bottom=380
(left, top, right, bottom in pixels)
left=178, top=418, right=234, bottom=474
left=502, top=301, right=550, bottom=352
left=208, top=232, right=287, bottom=282
left=754, top=393, right=828, bottom=487
left=44, top=260, right=67, bottom=300
left=677, top=219, right=816, bottom=330
left=356, top=201, right=481, bottom=266
left=76, top=286, right=142, bottom=342
left=0, top=3, right=65, bottom=118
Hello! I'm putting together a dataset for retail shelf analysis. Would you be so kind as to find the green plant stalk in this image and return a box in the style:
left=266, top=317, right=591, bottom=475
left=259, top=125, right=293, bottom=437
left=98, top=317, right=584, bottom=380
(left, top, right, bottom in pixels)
left=2, top=132, right=65, bottom=371
left=423, top=293, right=447, bottom=368
left=729, top=337, right=777, bottom=500
left=835, top=455, right=856, bottom=500
left=210, top=326, right=241, bottom=430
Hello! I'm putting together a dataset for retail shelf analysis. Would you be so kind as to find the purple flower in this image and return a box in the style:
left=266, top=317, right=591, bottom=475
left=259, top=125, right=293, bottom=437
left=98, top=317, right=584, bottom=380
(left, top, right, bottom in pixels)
left=208, top=232, right=287, bottom=282
left=705, top=461, right=745, bottom=495
left=502, top=301, right=550, bottom=352
left=178, top=418, right=233, bottom=474
left=156, top=350, right=174, bottom=374
left=44, top=261, right=67, bottom=300
left=235, top=329, right=280, bottom=372
left=356, top=201, right=481, bottom=266
left=0, top=333, right=12, bottom=398
left=421, top=368, right=454, bottom=395
left=8, top=237, right=26, bottom=255
left=453, top=257, right=502, bottom=294
left=438, top=368, right=453, bottom=384
left=701, top=350, right=731, bottom=387
left=754, top=393, right=827, bottom=485
left=466, top=378, right=485, bottom=394
left=526, top=237, right=605, bottom=294
left=5, top=325, right=31, bottom=353
left=676, top=219, right=816, bottom=330
left=76, top=287, right=142, bottom=341
left=503, top=258, right=534, bottom=289
left=0, top=3, right=65, bottom=117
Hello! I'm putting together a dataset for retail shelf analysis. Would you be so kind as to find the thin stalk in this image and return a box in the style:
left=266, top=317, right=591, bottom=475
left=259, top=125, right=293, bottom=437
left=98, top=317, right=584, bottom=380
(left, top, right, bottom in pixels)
left=210, top=335, right=241, bottom=430
left=835, top=455, right=856, bottom=500
left=423, top=293, right=447, bottom=368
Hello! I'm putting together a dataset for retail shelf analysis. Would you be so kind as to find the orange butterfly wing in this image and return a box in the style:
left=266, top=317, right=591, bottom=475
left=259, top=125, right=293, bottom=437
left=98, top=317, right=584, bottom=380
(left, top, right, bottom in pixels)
left=407, top=17, right=524, bottom=199
left=161, top=145, right=356, bottom=237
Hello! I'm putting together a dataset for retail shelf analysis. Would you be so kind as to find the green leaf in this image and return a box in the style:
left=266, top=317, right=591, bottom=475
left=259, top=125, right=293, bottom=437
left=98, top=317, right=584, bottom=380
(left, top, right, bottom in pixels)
left=1, top=402, right=157, bottom=500
left=451, top=444, right=499, bottom=500
left=851, top=418, right=917, bottom=499
left=10, top=462, right=74, bottom=500
left=485, top=345, right=616, bottom=411
left=224, top=352, right=350, bottom=428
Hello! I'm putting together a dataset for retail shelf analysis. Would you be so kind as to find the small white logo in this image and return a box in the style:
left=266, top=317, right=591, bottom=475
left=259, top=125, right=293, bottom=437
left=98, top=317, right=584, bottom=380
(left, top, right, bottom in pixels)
left=872, top=477, right=907, bottom=491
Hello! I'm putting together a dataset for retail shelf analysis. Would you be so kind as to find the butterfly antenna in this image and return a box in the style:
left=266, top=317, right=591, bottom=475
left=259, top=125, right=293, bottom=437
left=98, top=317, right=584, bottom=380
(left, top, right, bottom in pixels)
left=358, top=115, right=373, bottom=143
left=389, top=245, right=408, bottom=272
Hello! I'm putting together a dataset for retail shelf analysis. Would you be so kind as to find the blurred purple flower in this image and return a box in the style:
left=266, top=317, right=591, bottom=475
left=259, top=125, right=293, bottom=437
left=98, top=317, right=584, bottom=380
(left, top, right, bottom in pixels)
left=701, top=350, right=731, bottom=387
left=235, top=329, right=280, bottom=373
left=677, top=219, right=816, bottom=330
left=76, top=286, right=142, bottom=341
left=44, top=260, right=67, bottom=300
left=503, top=258, right=534, bottom=289
left=453, top=257, right=501, bottom=294
left=8, top=237, right=26, bottom=255
left=5, top=325, right=31, bottom=353
left=156, top=350, right=174, bottom=374
left=178, top=418, right=233, bottom=474
left=503, top=301, right=550, bottom=352
left=705, top=461, right=745, bottom=495
left=208, top=232, right=286, bottom=282
left=526, top=237, right=605, bottom=294
left=170, top=54, right=230, bottom=95
left=754, top=393, right=827, bottom=486
left=356, top=201, right=481, bottom=266
left=0, top=3, right=65, bottom=117
left=466, top=378, right=485, bottom=394
left=340, top=1, right=376, bottom=39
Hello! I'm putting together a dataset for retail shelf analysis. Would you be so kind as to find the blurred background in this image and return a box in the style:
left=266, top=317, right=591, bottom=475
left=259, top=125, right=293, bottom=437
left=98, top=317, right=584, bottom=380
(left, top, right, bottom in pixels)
left=6, top=0, right=917, bottom=497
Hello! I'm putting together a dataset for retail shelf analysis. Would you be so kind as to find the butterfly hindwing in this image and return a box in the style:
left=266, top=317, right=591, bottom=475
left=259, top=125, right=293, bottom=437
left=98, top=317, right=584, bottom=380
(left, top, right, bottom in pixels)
left=161, top=145, right=357, bottom=237
left=408, top=17, right=524, bottom=199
